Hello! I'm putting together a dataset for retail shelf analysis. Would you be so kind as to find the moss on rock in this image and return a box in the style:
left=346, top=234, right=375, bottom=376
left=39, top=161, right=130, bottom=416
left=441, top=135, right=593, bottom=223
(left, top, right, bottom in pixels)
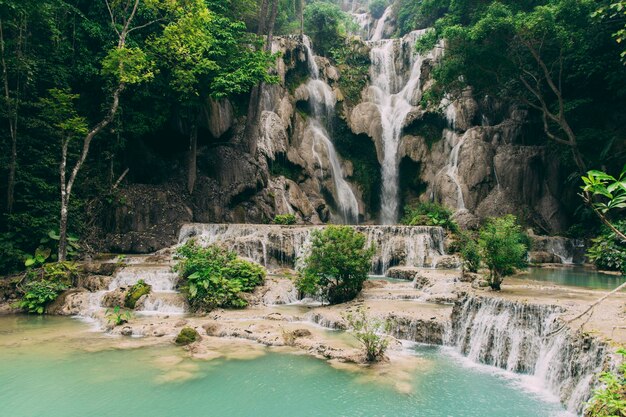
left=124, top=280, right=151, bottom=309
left=175, top=327, right=200, bottom=346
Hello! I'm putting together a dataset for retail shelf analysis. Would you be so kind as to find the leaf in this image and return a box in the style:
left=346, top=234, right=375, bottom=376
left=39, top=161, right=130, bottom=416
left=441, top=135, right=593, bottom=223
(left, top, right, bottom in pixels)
left=48, top=230, right=60, bottom=240
left=24, top=258, right=36, bottom=267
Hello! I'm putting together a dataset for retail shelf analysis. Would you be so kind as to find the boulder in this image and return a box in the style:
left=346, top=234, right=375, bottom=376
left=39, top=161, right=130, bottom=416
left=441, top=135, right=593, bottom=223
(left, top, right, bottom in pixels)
left=77, top=275, right=114, bottom=292
left=434, top=255, right=461, bottom=269
left=385, top=266, right=420, bottom=281
left=101, top=288, right=128, bottom=308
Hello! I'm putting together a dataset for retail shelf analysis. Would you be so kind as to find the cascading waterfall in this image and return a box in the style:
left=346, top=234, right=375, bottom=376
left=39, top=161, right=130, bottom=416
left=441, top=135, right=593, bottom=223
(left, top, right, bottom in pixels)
left=443, top=129, right=466, bottom=210
left=448, top=296, right=606, bottom=414
left=370, top=6, right=391, bottom=42
left=178, top=223, right=446, bottom=275
left=302, top=36, right=359, bottom=224
left=368, top=30, right=429, bottom=223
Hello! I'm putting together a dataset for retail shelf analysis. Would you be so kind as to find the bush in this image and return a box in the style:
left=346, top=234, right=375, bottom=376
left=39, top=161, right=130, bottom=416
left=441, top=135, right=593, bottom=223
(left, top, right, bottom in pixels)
left=105, top=305, right=131, bottom=326
left=174, top=241, right=266, bottom=311
left=296, top=226, right=374, bottom=304
left=401, top=202, right=458, bottom=232
left=585, top=347, right=626, bottom=417
left=124, top=279, right=152, bottom=309
left=344, top=307, right=392, bottom=362
left=369, top=0, right=387, bottom=20
left=273, top=214, right=297, bottom=225
left=458, top=232, right=481, bottom=273
left=586, top=221, right=626, bottom=274
left=175, top=327, right=199, bottom=346
left=17, top=280, right=67, bottom=314
left=478, top=215, right=528, bottom=290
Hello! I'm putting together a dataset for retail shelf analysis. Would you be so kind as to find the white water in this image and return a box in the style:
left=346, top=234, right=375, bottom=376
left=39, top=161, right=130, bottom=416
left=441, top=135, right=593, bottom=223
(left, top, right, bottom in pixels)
left=351, top=12, right=370, bottom=39
left=368, top=30, right=429, bottom=223
left=178, top=223, right=446, bottom=275
left=448, top=296, right=606, bottom=414
left=443, top=129, right=466, bottom=210
left=370, top=6, right=391, bottom=42
left=80, top=258, right=186, bottom=322
left=303, top=36, right=359, bottom=224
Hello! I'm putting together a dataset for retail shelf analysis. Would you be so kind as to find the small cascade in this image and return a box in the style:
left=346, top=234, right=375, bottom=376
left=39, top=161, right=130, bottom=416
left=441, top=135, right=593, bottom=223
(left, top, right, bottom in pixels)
left=448, top=296, right=606, bottom=414
left=368, top=30, right=430, bottom=223
left=350, top=12, right=370, bottom=39
left=81, top=258, right=186, bottom=322
left=370, top=6, right=391, bottom=42
left=303, top=36, right=359, bottom=224
left=178, top=223, right=446, bottom=275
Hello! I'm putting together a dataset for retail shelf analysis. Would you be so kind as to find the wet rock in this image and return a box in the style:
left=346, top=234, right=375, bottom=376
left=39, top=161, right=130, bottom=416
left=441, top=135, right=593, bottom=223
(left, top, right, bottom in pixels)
left=434, top=255, right=461, bottom=269
left=529, top=251, right=563, bottom=264
left=175, top=327, right=200, bottom=346
left=386, top=266, right=420, bottom=281
left=77, top=275, right=114, bottom=292
left=120, top=326, right=133, bottom=336
left=81, top=262, right=118, bottom=276
left=101, top=288, right=128, bottom=308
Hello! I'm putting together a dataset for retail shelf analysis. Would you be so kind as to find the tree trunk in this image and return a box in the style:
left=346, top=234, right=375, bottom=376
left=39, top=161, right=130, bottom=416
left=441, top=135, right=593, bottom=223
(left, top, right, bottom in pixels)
left=0, top=18, right=17, bottom=214
left=58, top=199, right=68, bottom=262
left=187, top=125, right=197, bottom=194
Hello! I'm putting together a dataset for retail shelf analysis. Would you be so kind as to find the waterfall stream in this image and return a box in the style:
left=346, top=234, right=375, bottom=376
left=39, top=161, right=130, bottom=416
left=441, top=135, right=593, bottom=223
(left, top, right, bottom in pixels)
left=368, top=30, right=429, bottom=223
left=303, top=37, right=359, bottom=224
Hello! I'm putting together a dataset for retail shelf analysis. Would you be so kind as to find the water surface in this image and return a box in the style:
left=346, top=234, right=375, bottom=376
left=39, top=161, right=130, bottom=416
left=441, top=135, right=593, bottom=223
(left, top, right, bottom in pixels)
left=519, top=267, right=623, bottom=290
left=0, top=316, right=569, bottom=417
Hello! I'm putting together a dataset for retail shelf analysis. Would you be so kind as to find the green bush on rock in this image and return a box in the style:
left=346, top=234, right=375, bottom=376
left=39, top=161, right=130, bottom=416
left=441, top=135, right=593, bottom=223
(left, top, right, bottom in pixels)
left=344, top=307, right=392, bottom=362
left=296, top=226, right=374, bottom=304
left=175, top=327, right=200, bottom=346
left=401, top=202, right=458, bottom=232
left=273, top=214, right=297, bottom=225
left=586, top=221, right=626, bottom=274
left=17, top=280, right=67, bottom=314
left=369, top=0, right=387, bottom=20
left=124, top=279, right=152, bottom=309
left=174, top=241, right=266, bottom=311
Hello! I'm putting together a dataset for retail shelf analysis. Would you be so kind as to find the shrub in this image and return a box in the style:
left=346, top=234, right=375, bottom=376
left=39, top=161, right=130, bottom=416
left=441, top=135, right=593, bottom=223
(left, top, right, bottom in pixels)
left=401, top=202, right=458, bottom=232
left=174, top=241, right=266, bottom=311
left=458, top=232, right=481, bottom=273
left=124, top=279, right=152, bottom=309
left=585, top=347, right=626, bottom=417
left=105, top=305, right=131, bottom=326
left=586, top=221, right=626, bottom=274
left=344, top=307, right=392, bottom=362
left=273, top=214, right=297, bottom=225
left=478, top=215, right=528, bottom=290
left=296, top=226, right=374, bottom=304
left=175, top=327, right=199, bottom=346
left=369, top=0, right=387, bottom=20
left=17, top=280, right=67, bottom=314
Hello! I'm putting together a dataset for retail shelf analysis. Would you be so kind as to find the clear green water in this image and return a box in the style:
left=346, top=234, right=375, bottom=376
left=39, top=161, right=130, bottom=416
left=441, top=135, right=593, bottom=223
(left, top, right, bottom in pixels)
left=0, top=316, right=569, bottom=417
left=519, top=267, right=623, bottom=289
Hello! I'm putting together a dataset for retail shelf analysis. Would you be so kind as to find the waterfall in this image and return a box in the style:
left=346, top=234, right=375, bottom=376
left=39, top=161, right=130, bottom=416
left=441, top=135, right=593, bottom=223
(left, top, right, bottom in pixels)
left=368, top=30, right=429, bottom=223
left=303, top=36, right=360, bottom=224
left=448, top=296, right=606, bottom=414
left=351, top=12, right=370, bottom=39
left=178, top=223, right=446, bottom=275
left=370, top=6, right=391, bottom=42
left=443, top=129, right=466, bottom=210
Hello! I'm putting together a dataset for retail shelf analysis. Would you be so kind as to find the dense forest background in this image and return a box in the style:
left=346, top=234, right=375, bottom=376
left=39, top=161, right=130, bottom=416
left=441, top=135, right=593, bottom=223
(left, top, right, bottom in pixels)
left=0, top=0, right=624, bottom=274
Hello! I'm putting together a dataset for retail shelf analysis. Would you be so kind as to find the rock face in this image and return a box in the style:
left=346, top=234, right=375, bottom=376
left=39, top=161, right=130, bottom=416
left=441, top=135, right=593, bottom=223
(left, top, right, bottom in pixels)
left=93, top=32, right=578, bottom=253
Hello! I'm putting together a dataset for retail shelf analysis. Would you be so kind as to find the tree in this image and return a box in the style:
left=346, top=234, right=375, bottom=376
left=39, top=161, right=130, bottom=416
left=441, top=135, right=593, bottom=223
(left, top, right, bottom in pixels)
left=427, top=0, right=625, bottom=175
left=343, top=307, right=392, bottom=362
left=303, top=2, right=349, bottom=56
left=478, top=215, right=528, bottom=290
left=581, top=166, right=626, bottom=242
left=594, top=1, right=626, bottom=62
left=296, top=225, right=374, bottom=304
left=52, top=0, right=157, bottom=261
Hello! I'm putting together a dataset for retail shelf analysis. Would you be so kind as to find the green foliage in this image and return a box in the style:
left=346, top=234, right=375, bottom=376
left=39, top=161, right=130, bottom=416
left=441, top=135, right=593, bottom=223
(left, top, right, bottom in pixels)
left=174, top=240, right=266, bottom=311
left=273, top=213, right=297, bottom=225
left=175, top=327, right=199, bottom=346
left=458, top=232, right=482, bottom=273
left=594, top=1, right=626, bottom=62
left=587, top=222, right=626, bottom=274
left=25, top=230, right=81, bottom=267
left=304, top=2, right=350, bottom=56
left=478, top=215, right=528, bottom=290
left=105, top=305, right=131, bottom=326
left=124, top=279, right=152, bottom=309
left=296, top=226, right=374, bottom=304
left=343, top=307, right=392, bottom=362
left=329, top=40, right=370, bottom=106
left=585, top=347, right=626, bottom=417
left=401, top=202, right=458, bottom=232
left=582, top=166, right=626, bottom=215
left=17, top=280, right=67, bottom=314
left=101, top=46, right=155, bottom=85
left=369, top=0, right=388, bottom=20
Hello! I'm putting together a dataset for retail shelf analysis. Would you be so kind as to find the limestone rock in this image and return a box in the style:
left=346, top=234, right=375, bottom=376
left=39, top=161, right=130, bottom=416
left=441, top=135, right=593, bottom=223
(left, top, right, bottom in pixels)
left=386, top=266, right=420, bottom=281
